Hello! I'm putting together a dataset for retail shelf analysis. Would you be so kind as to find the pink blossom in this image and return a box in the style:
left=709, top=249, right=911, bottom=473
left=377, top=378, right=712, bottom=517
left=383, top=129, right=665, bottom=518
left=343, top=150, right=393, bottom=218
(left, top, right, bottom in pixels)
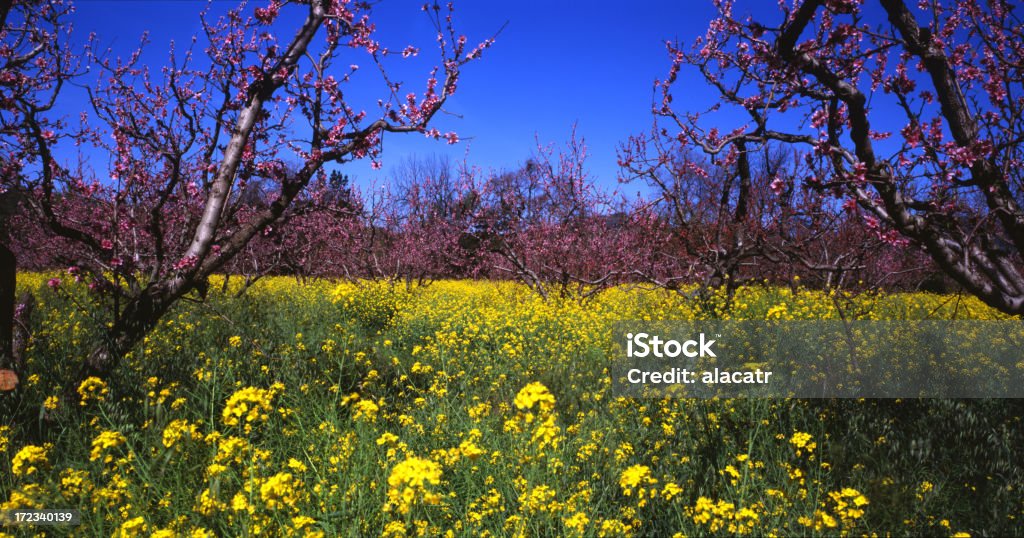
left=173, top=256, right=198, bottom=271
left=254, top=1, right=281, bottom=25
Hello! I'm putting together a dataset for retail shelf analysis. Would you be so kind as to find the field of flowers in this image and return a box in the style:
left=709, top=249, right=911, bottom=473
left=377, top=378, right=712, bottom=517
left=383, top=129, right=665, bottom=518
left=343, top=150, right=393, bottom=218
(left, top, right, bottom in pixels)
left=2, top=274, right=1023, bottom=536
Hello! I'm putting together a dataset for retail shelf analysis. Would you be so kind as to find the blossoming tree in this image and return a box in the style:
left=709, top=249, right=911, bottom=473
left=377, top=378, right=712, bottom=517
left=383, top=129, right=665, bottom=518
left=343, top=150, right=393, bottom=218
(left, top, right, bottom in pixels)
left=0, top=0, right=492, bottom=385
left=653, top=0, right=1024, bottom=314
left=0, top=0, right=79, bottom=381
left=466, top=133, right=660, bottom=300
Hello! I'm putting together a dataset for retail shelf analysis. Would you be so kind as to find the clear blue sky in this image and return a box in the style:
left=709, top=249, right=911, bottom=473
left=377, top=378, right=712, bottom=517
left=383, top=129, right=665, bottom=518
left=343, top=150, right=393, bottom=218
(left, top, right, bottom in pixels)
left=61, top=1, right=790, bottom=190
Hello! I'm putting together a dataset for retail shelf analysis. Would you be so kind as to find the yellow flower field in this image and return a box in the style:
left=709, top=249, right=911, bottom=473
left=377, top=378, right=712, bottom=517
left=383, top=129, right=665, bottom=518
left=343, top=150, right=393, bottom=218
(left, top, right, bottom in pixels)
left=1, top=275, right=1021, bottom=536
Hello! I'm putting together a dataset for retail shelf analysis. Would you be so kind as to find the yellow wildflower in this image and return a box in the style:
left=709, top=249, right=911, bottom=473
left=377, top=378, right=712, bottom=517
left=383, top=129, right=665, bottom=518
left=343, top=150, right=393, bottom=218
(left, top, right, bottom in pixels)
left=11, top=444, right=49, bottom=478
left=77, top=376, right=108, bottom=406
left=385, top=456, right=443, bottom=514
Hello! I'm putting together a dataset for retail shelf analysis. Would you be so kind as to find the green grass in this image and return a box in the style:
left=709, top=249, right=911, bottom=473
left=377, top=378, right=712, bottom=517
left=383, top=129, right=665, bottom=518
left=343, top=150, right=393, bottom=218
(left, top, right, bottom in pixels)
left=0, top=275, right=1021, bottom=536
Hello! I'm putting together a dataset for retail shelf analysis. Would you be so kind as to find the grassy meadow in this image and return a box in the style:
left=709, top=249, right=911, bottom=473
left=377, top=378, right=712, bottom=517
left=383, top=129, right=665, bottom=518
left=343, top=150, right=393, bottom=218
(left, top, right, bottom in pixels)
left=1, top=274, right=1023, bottom=536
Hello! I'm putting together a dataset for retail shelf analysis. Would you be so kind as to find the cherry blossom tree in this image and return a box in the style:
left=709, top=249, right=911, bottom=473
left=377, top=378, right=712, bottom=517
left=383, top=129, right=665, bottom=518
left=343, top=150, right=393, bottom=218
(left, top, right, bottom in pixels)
left=2, top=0, right=493, bottom=384
left=656, top=0, right=1024, bottom=314
left=1, top=0, right=80, bottom=382
left=618, top=132, right=867, bottom=303
left=381, top=154, right=486, bottom=284
left=466, top=132, right=656, bottom=300
left=214, top=169, right=365, bottom=292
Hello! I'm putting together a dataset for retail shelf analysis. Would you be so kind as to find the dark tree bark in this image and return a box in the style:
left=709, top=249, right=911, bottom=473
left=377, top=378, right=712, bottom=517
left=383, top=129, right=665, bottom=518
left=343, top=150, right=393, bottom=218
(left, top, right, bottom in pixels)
left=0, top=0, right=12, bottom=31
left=0, top=190, right=25, bottom=375
left=0, top=241, right=14, bottom=370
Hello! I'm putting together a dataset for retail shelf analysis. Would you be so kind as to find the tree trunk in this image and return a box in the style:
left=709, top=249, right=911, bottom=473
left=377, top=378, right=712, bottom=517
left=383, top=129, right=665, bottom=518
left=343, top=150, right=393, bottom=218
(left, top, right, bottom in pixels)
left=64, top=283, right=181, bottom=401
left=0, top=1, right=12, bottom=32
left=0, top=242, right=14, bottom=369
left=12, top=290, right=31, bottom=370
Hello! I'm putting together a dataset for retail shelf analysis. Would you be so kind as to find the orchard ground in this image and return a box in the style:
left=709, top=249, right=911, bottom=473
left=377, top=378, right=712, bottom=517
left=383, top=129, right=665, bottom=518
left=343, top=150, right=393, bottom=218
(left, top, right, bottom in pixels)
left=1, top=274, right=1023, bottom=536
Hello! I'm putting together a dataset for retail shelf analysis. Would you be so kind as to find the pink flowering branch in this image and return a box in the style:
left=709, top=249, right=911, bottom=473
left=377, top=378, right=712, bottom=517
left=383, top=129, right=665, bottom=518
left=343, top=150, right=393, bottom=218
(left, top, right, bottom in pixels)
left=3, top=0, right=491, bottom=389
left=650, top=0, right=1024, bottom=314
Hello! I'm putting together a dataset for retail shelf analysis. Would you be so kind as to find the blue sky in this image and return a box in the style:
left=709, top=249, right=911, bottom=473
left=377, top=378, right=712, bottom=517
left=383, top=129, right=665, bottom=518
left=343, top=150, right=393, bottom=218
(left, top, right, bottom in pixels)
left=60, top=0, right=794, bottom=191
left=56, top=0, right=827, bottom=191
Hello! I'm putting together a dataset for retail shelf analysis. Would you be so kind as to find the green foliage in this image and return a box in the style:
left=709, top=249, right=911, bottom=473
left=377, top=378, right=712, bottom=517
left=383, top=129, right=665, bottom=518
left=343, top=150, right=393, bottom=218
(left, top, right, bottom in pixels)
left=0, top=275, right=1020, bottom=536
